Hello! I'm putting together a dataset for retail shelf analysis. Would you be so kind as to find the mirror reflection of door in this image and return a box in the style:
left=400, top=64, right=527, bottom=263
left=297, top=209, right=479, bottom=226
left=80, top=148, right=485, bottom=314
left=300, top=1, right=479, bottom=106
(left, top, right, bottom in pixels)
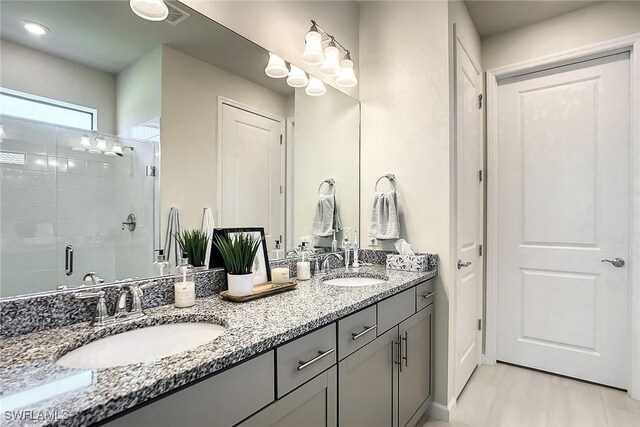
left=219, top=102, right=284, bottom=251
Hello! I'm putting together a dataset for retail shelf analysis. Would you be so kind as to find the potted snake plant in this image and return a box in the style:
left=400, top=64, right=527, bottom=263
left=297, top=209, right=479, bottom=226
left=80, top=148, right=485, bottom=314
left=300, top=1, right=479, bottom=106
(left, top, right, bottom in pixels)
left=213, top=233, right=261, bottom=296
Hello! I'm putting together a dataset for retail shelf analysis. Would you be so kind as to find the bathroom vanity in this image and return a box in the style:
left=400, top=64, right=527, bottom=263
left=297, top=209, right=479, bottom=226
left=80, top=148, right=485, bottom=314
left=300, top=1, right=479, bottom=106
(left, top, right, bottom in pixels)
left=0, top=265, right=436, bottom=427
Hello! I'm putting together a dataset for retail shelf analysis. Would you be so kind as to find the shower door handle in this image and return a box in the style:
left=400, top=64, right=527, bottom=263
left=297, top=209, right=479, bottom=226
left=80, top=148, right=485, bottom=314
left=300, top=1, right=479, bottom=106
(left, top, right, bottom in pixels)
left=65, top=245, right=73, bottom=276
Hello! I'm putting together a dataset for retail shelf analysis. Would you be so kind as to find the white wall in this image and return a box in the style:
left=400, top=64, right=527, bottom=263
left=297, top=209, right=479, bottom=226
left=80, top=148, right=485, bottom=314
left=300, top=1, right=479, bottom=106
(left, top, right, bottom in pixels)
left=482, top=1, right=640, bottom=70
left=448, top=0, right=481, bottom=66
left=180, top=0, right=360, bottom=99
left=0, top=39, right=116, bottom=134
left=116, top=47, right=162, bottom=136
left=160, top=45, right=289, bottom=234
left=359, top=0, right=452, bottom=407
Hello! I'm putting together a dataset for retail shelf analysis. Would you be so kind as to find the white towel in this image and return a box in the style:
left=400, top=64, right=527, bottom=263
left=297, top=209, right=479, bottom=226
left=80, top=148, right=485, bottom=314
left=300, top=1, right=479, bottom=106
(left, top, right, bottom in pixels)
left=311, top=194, right=342, bottom=237
left=369, top=191, right=399, bottom=240
left=201, top=208, right=215, bottom=267
left=163, top=207, right=182, bottom=267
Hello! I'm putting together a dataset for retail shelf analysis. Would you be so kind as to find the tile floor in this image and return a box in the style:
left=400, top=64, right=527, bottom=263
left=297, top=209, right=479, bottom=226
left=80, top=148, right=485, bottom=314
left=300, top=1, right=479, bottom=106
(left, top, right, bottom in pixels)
left=421, top=363, right=640, bottom=427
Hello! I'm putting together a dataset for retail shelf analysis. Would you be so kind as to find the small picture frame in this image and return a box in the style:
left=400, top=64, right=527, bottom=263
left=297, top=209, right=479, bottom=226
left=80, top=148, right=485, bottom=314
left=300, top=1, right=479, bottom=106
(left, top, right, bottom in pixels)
left=210, top=227, right=271, bottom=284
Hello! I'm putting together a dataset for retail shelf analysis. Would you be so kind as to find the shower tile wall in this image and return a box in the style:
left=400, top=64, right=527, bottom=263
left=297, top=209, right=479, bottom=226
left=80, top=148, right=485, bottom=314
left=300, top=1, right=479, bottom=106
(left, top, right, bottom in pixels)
left=0, top=116, right=158, bottom=297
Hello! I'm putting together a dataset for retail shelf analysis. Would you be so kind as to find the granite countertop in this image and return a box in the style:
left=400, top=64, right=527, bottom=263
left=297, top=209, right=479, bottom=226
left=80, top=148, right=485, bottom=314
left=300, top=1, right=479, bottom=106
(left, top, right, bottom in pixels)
left=0, top=265, right=436, bottom=426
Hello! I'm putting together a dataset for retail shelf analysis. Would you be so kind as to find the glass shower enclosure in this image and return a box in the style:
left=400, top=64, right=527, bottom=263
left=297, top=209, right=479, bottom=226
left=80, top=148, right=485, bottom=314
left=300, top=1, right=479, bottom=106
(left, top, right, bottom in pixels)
left=0, top=115, right=159, bottom=297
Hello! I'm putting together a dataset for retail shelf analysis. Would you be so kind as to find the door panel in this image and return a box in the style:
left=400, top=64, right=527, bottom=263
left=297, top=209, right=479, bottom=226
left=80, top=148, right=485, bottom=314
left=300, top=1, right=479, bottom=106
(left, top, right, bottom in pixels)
left=454, top=38, right=483, bottom=398
left=398, top=307, right=432, bottom=427
left=496, top=53, right=630, bottom=388
left=220, top=104, right=282, bottom=248
left=338, top=328, right=397, bottom=427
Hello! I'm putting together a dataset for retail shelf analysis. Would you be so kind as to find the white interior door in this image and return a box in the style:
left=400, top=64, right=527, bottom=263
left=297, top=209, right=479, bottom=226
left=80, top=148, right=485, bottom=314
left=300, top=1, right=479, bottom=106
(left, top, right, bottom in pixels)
left=496, top=53, right=630, bottom=388
left=454, top=37, right=483, bottom=398
left=220, top=103, right=283, bottom=249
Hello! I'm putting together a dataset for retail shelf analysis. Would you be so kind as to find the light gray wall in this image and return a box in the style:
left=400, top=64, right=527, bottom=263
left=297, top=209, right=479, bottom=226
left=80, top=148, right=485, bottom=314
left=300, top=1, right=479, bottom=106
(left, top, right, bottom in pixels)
left=160, top=45, right=289, bottom=233
left=181, top=0, right=360, bottom=99
left=0, top=39, right=117, bottom=134
left=359, top=0, right=452, bottom=407
left=116, top=47, right=162, bottom=136
left=482, top=1, right=640, bottom=70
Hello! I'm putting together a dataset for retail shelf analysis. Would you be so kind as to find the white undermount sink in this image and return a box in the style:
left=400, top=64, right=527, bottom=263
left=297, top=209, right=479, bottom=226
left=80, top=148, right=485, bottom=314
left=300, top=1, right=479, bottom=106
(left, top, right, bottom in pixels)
left=324, top=277, right=386, bottom=287
left=56, top=323, right=226, bottom=369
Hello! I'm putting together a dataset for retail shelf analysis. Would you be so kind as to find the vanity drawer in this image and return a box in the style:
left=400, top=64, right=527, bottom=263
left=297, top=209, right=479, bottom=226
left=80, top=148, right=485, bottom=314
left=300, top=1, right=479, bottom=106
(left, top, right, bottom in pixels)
left=276, top=323, right=337, bottom=398
left=416, top=279, right=436, bottom=312
left=377, top=287, right=415, bottom=334
left=338, top=305, right=377, bottom=360
left=104, top=351, right=274, bottom=427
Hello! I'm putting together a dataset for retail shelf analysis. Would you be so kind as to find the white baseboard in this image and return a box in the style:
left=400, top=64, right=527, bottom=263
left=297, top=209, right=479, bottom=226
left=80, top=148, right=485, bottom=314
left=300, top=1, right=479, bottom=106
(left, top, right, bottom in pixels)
left=429, top=397, right=457, bottom=421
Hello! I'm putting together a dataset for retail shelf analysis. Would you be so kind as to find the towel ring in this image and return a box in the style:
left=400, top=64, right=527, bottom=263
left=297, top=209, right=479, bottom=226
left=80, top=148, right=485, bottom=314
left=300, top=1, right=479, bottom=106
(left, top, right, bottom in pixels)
left=375, top=174, right=397, bottom=191
left=318, top=178, right=336, bottom=195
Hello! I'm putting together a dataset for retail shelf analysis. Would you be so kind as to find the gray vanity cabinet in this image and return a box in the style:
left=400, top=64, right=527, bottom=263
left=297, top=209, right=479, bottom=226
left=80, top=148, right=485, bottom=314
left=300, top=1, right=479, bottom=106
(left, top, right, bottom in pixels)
left=237, top=366, right=337, bottom=427
left=398, top=305, right=434, bottom=427
left=338, top=328, right=398, bottom=427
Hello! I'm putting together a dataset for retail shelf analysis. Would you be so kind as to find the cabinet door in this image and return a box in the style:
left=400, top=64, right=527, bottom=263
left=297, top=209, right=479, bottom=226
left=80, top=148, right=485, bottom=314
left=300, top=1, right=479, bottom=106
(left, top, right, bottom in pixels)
left=339, top=327, right=399, bottom=427
left=398, top=305, right=433, bottom=427
left=238, top=366, right=337, bottom=427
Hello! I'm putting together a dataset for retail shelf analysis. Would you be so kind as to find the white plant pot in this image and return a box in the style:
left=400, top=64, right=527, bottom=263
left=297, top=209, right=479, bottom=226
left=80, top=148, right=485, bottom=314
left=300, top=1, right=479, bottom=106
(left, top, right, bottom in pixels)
left=227, top=273, right=254, bottom=296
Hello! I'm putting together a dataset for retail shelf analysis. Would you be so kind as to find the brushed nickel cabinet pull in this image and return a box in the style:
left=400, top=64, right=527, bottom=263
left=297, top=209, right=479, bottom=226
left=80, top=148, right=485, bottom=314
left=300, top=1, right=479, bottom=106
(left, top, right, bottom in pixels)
left=297, top=348, right=335, bottom=371
left=352, top=324, right=377, bottom=340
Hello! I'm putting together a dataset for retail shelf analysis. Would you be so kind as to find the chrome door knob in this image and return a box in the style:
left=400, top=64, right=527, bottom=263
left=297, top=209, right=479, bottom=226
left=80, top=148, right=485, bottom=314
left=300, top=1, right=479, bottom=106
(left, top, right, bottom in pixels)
left=601, top=258, right=625, bottom=268
left=457, top=260, right=472, bottom=270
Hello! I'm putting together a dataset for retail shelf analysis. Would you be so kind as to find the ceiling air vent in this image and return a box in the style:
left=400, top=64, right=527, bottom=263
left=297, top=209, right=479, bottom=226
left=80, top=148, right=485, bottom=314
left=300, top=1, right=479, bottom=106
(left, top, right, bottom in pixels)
left=165, top=3, right=190, bottom=26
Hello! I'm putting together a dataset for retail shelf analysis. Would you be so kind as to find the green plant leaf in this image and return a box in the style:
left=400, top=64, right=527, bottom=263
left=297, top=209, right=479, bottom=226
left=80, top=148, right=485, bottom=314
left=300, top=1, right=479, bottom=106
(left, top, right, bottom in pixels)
left=213, top=233, right=262, bottom=275
left=175, top=229, right=210, bottom=267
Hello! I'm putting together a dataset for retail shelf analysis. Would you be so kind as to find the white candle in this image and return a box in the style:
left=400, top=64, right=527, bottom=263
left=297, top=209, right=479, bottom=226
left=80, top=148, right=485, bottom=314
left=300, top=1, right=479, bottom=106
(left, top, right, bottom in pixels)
left=174, top=281, right=195, bottom=308
left=272, top=267, right=290, bottom=284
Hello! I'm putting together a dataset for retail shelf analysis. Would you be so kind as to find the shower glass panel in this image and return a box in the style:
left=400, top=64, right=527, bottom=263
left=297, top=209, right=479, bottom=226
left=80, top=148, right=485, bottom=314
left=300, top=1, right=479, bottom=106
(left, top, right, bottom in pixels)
left=0, top=116, right=159, bottom=296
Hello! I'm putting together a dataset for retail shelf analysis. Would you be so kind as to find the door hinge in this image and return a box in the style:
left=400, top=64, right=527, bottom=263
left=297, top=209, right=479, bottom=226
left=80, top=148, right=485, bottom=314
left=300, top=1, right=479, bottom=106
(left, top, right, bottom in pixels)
left=279, top=185, right=283, bottom=194
left=478, top=170, right=483, bottom=183
left=478, top=94, right=483, bottom=109
left=279, top=235, right=283, bottom=242
left=280, top=134, right=283, bottom=145
left=479, top=244, right=483, bottom=257
left=145, top=165, right=156, bottom=177
left=477, top=319, right=482, bottom=331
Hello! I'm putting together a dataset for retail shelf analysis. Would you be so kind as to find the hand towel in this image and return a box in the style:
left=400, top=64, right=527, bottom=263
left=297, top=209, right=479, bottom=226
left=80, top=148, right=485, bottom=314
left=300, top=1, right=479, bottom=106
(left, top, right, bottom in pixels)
left=163, top=207, right=182, bottom=267
left=311, top=194, right=342, bottom=237
left=201, top=208, right=215, bottom=267
left=369, top=191, right=400, bottom=240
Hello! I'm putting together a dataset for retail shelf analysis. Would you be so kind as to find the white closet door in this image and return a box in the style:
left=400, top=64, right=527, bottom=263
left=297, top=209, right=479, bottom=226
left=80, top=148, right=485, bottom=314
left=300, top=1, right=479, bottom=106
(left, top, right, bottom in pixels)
left=496, top=53, right=630, bottom=388
left=220, top=104, right=283, bottom=249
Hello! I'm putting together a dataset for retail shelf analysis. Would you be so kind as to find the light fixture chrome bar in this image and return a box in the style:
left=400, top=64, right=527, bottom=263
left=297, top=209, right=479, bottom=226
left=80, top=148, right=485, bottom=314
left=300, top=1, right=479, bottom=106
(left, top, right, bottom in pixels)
left=310, top=20, right=351, bottom=58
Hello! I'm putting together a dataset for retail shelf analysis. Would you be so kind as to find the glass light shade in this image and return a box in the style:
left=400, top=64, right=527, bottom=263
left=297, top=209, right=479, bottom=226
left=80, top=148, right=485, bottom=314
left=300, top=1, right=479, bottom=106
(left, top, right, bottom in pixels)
left=319, top=45, right=341, bottom=77
left=129, top=0, right=168, bottom=21
left=23, top=21, right=49, bottom=36
left=71, top=147, right=85, bottom=152
left=265, top=53, right=288, bottom=78
left=95, top=138, right=107, bottom=151
left=112, top=143, right=123, bottom=155
left=336, top=59, right=358, bottom=87
left=0, top=124, right=6, bottom=142
left=80, top=135, right=92, bottom=148
left=286, top=65, right=309, bottom=88
left=305, top=76, right=326, bottom=97
left=104, top=151, right=117, bottom=157
left=302, top=30, right=324, bottom=65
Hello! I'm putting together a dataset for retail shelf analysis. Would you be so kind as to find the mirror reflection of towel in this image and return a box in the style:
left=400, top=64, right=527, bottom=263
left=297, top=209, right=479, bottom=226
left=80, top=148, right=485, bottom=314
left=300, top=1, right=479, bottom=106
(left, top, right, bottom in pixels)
left=369, top=191, right=399, bottom=240
left=312, top=194, right=342, bottom=237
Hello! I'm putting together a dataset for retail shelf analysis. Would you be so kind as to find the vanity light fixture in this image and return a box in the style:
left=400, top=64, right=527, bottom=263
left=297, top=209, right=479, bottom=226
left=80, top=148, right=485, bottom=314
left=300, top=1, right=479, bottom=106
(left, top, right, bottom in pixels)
left=336, top=52, right=358, bottom=88
left=129, top=0, right=169, bottom=22
left=22, top=21, right=50, bottom=36
left=287, top=65, right=309, bottom=88
left=112, top=143, right=123, bottom=155
left=264, top=53, right=288, bottom=78
left=305, top=76, right=327, bottom=97
left=0, top=125, right=6, bottom=143
left=319, top=39, right=341, bottom=77
left=302, top=22, right=324, bottom=65
left=95, top=137, right=107, bottom=152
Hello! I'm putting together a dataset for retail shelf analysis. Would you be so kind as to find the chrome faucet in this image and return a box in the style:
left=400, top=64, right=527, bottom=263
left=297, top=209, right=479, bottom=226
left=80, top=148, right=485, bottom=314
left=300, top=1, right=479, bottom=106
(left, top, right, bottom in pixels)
left=321, top=253, right=344, bottom=273
left=114, top=284, right=145, bottom=321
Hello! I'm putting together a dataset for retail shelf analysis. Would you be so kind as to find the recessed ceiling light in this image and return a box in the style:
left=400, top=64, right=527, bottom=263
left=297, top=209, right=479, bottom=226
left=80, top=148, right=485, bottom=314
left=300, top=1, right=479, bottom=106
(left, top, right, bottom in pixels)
left=22, top=21, right=50, bottom=36
left=129, top=0, right=169, bottom=22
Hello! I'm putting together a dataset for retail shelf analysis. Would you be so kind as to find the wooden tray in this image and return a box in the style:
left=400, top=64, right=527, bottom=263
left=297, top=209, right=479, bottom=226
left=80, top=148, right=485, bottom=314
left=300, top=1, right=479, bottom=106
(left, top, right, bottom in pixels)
left=219, top=281, right=297, bottom=302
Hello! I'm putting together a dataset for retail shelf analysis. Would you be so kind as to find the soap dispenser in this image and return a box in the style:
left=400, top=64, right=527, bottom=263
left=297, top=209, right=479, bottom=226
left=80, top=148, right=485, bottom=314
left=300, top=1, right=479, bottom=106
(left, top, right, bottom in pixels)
left=173, top=252, right=195, bottom=308
left=152, top=249, right=170, bottom=276
left=297, top=251, right=311, bottom=280
left=271, top=240, right=284, bottom=260
left=352, top=230, right=360, bottom=268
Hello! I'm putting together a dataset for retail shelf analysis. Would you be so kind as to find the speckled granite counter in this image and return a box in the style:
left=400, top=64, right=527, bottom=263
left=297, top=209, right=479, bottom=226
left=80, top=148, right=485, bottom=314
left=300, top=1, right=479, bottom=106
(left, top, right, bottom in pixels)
left=0, top=265, right=436, bottom=426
